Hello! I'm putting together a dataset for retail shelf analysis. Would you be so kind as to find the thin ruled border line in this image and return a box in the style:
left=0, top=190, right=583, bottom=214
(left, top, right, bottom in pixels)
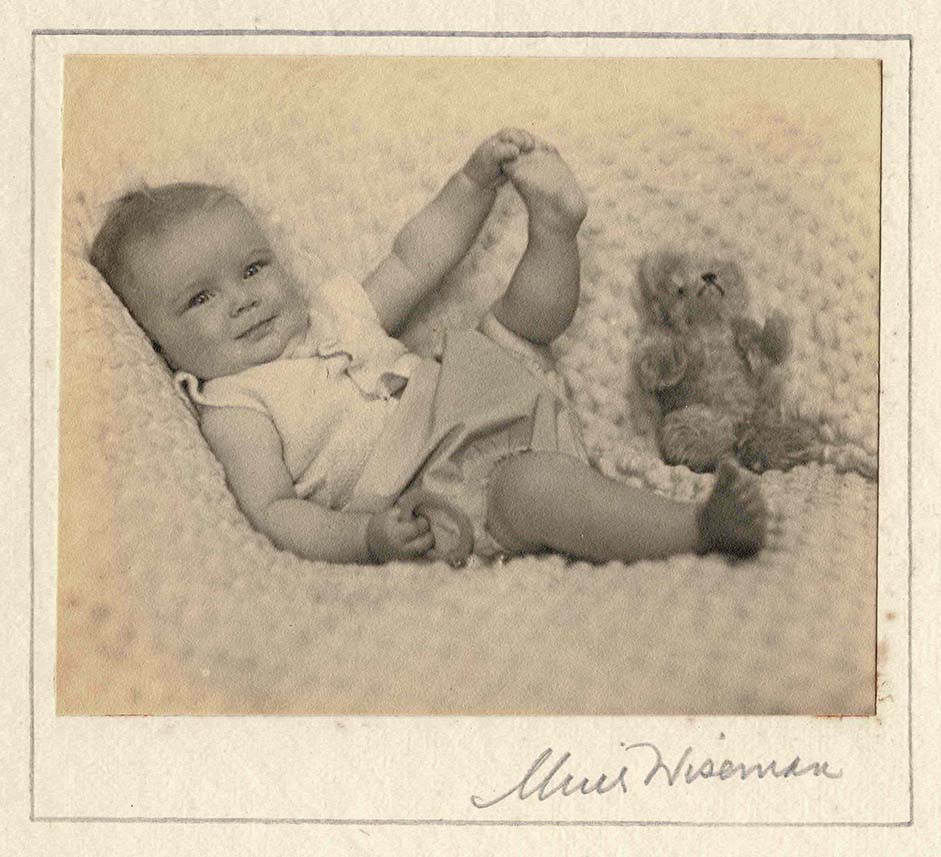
left=30, top=29, right=914, bottom=827
left=28, top=29, right=37, bottom=826
left=32, top=29, right=911, bottom=39
left=30, top=817, right=914, bottom=827
left=906, top=35, right=914, bottom=830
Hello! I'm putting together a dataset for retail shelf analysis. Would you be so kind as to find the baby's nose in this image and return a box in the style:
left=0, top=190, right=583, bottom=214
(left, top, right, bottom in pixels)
left=230, top=286, right=260, bottom=316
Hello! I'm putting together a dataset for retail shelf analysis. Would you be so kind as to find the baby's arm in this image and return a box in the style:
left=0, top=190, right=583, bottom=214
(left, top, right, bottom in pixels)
left=364, top=128, right=535, bottom=334
left=200, top=408, right=433, bottom=563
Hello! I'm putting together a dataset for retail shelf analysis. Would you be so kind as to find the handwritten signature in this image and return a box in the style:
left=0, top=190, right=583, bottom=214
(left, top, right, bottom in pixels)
left=471, top=743, right=843, bottom=809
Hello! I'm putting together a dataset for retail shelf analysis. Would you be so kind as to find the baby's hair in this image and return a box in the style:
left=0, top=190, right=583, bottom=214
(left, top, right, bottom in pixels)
left=89, top=182, right=236, bottom=299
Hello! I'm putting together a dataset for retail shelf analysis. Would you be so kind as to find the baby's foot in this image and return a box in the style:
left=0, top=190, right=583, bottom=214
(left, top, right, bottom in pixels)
left=696, top=460, right=767, bottom=558
left=503, top=144, right=588, bottom=235
left=463, top=127, right=537, bottom=190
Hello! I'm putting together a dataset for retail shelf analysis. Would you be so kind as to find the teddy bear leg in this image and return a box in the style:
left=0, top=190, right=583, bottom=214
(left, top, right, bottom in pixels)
left=735, top=415, right=820, bottom=473
left=659, top=405, right=737, bottom=473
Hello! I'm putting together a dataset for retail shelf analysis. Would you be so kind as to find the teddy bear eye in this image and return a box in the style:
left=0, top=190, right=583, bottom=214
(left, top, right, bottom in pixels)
left=677, top=286, right=687, bottom=296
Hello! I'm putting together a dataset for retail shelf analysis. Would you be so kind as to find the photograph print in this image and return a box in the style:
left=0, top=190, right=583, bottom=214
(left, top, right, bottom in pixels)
left=57, top=55, right=880, bottom=716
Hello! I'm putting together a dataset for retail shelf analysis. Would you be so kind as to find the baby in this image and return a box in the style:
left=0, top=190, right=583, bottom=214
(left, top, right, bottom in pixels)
left=90, top=128, right=766, bottom=565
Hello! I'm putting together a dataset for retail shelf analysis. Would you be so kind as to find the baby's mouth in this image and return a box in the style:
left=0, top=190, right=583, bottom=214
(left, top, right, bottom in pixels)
left=237, top=315, right=277, bottom=341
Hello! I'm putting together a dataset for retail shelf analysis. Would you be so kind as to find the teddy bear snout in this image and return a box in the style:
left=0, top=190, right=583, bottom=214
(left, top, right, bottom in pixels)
left=699, top=271, right=725, bottom=297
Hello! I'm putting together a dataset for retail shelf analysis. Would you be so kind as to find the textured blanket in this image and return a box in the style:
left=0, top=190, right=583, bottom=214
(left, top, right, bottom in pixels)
left=57, top=56, right=879, bottom=715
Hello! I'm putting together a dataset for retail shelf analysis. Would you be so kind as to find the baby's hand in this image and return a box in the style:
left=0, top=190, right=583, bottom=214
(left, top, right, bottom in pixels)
left=366, top=507, right=435, bottom=562
left=462, top=127, right=536, bottom=190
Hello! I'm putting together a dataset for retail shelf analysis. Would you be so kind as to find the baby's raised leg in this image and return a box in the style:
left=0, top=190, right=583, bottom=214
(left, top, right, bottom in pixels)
left=490, top=145, right=588, bottom=345
left=487, top=453, right=766, bottom=563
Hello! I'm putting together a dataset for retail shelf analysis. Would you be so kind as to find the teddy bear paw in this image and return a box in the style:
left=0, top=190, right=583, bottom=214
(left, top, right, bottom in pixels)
left=659, top=406, right=736, bottom=473
left=635, top=340, right=688, bottom=391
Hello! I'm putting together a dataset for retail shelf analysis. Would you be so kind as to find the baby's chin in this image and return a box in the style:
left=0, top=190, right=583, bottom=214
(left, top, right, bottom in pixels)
left=236, top=324, right=303, bottom=372
left=172, top=307, right=309, bottom=380
left=178, top=333, right=298, bottom=380
left=275, top=311, right=310, bottom=357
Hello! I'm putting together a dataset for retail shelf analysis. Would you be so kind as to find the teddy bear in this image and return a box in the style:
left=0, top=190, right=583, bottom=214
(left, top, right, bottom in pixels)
left=632, top=250, right=818, bottom=474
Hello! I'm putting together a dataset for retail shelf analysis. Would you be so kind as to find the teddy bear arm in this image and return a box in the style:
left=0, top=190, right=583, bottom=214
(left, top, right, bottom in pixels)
left=759, top=311, right=792, bottom=364
left=731, top=316, right=763, bottom=354
left=635, top=338, right=688, bottom=392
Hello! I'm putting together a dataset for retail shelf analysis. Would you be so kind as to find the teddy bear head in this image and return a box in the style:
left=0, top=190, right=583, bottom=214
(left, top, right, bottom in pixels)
left=637, top=250, right=749, bottom=331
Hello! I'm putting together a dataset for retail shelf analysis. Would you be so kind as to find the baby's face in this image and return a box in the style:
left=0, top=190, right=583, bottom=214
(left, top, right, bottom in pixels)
left=119, top=198, right=309, bottom=379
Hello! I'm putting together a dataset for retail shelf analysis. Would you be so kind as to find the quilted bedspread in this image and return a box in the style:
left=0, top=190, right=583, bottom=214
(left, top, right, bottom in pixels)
left=57, top=56, right=879, bottom=715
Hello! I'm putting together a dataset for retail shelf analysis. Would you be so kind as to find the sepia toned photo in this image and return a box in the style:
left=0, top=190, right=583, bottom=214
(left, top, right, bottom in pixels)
left=57, top=54, right=881, bottom=718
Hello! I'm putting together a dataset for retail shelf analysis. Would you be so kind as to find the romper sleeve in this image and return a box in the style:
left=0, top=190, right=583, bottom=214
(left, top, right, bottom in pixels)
left=317, top=272, right=386, bottom=330
left=314, top=273, right=421, bottom=398
left=174, top=370, right=271, bottom=418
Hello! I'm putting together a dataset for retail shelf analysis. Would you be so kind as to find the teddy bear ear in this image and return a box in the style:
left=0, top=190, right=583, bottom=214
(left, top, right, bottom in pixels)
left=722, top=259, right=745, bottom=283
left=640, top=250, right=685, bottom=292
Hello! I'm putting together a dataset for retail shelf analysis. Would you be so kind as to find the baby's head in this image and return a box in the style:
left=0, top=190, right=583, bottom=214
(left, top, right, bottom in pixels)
left=90, top=183, right=308, bottom=380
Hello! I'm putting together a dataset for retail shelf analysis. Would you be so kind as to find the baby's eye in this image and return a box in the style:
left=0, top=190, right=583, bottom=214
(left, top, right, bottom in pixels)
left=243, top=259, right=268, bottom=279
left=187, top=291, right=211, bottom=309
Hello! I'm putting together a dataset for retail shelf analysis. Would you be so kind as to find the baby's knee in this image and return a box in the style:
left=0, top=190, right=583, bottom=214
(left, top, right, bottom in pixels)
left=487, top=454, right=539, bottom=552
left=486, top=452, right=570, bottom=552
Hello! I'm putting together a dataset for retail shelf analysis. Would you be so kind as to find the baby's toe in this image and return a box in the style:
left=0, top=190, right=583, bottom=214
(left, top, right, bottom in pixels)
left=499, top=127, right=535, bottom=151
left=494, top=141, right=522, bottom=163
left=740, top=480, right=762, bottom=507
left=746, top=494, right=768, bottom=525
left=752, top=506, right=769, bottom=534
left=735, top=470, right=761, bottom=500
left=715, top=459, right=739, bottom=491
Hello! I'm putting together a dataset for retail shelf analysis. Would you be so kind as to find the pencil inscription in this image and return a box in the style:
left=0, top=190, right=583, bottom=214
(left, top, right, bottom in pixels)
left=470, top=742, right=843, bottom=808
